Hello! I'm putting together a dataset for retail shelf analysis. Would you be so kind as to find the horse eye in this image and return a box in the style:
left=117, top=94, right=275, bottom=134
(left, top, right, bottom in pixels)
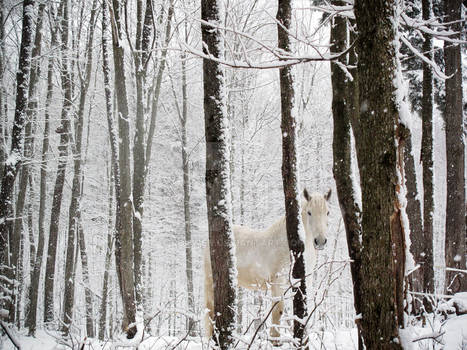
left=327, top=211, right=330, bottom=216
left=307, top=211, right=311, bottom=216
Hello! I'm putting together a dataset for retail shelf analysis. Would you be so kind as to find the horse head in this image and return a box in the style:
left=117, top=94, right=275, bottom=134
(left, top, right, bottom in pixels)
left=302, top=188, right=331, bottom=250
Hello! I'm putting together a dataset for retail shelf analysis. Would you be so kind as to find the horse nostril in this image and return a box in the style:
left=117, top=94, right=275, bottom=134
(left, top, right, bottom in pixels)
left=324, top=238, right=327, bottom=245
left=314, top=239, right=318, bottom=246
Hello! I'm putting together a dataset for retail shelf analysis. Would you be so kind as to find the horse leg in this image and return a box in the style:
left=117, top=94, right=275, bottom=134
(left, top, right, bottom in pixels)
left=270, top=277, right=285, bottom=345
left=204, top=261, right=214, bottom=338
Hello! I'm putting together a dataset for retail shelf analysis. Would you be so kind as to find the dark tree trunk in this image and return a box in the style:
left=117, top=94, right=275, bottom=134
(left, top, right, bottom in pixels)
left=201, top=1, right=237, bottom=347
left=277, top=0, right=308, bottom=347
left=43, top=0, right=72, bottom=325
left=10, top=2, right=45, bottom=326
left=443, top=0, right=466, bottom=294
left=0, top=0, right=35, bottom=322
left=110, top=0, right=137, bottom=337
left=78, top=215, right=94, bottom=338
left=421, top=0, right=435, bottom=310
left=26, top=10, right=56, bottom=333
left=401, top=124, right=424, bottom=315
left=353, top=0, right=406, bottom=347
left=330, top=7, right=363, bottom=349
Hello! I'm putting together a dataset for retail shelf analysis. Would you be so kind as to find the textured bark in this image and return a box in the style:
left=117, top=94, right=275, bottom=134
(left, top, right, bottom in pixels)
left=43, top=0, right=72, bottom=325
left=443, top=0, right=466, bottom=294
left=110, top=0, right=137, bottom=337
left=61, top=0, right=97, bottom=335
left=0, top=0, right=35, bottom=321
left=26, top=12, right=56, bottom=333
left=132, top=0, right=152, bottom=309
left=10, top=2, right=45, bottom=325
left=330, top=7, right=363, bottom=349
left=421, top=0, right=435, bottom=309
left=401, top=124, right=424, bottom=315
left=201, top=1, right=237, bottom=347
left=277, top=1, right=308, bottom=347
left=77, top=215, right=94, bottom=337
left=353, top=0, right=405, bottom=347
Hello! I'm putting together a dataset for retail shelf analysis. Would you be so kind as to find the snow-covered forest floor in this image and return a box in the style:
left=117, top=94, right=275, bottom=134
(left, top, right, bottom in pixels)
left=3, top=314, right=467, bottom=350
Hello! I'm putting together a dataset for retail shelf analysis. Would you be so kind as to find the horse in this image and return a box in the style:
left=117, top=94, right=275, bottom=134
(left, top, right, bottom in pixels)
left=204, top=188, right=331, bottom=342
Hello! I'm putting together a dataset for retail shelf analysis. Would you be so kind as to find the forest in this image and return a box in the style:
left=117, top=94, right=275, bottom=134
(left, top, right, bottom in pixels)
left=0, top=0, right=466, bottom=349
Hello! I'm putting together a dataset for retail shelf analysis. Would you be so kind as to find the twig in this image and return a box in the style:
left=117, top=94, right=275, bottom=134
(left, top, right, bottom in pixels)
left=1, top=321, right=22, bottom=350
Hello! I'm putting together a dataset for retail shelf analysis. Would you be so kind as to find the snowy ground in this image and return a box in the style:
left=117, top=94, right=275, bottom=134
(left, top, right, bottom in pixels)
left=2, top=317, right=467, bottom=350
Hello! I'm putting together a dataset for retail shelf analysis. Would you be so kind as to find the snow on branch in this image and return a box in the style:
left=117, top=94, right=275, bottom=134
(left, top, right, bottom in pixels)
left=400, top=12, right=467, bottom=43
left=400, top=35, right=451, bottom=80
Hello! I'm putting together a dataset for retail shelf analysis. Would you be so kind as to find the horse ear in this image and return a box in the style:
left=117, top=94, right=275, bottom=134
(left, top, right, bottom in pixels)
left=324, top=188, right=332, bottom=202
left=303, top=188, right=311, bottom=201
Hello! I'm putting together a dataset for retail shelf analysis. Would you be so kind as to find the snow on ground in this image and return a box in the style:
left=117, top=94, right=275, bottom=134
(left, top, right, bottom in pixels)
left=2, top=320, right=467, bottom=349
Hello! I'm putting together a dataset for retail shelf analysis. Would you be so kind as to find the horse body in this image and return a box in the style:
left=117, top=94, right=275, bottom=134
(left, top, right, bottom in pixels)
left=204, top=189, right=331, bottom=340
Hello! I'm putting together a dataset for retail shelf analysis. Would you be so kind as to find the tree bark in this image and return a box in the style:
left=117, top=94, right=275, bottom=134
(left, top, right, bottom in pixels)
left=43, top=0, right=72, bottom=325
left=109, top=0, right=137, bottom=337
left=61, top=0, right=97, bottom=335
left=401, top=124, right=424, bottom=315
left=443, top=0, right=466, bottom=294
left=0, top=0, right=35, bottom=322
left=420, top=0, right=435, bottom=310
left=277, top=1, right=308, bottom=347
left=10, top=2, right=45, bottom=326
left=26, top=8, right=56, bottom=332
left=330, top=7, right=363, bottom=349
left=132, top=0, right=152, bottom=309
left=201, top=1, right=237, bottom=347
left=353, top=0, right=406, bottom=347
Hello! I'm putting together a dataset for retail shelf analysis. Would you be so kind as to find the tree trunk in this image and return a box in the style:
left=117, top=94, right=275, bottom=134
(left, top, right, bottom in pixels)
left=77, top=214, right=94, bottom=338
left=43, top=0, right=72, bottom=325
left=277, top=0, right=308, bottom=347
left=109, top=0, right=137, bottom=337
left=420, top=0, right=435, bottom=311
left=0, top=0, right=35, bottom=322
left=443, top=0, right=466, bottom=294
left=132, top=0, right=153, bottom=310
left=401, top=124, right=424, bottom=315
left=26, top=11, right=56, bottom=333
left=10, top=2, right=45, bottom=326
left=180, top=51, right=195, bottom=335
left=61, top=0, right=97, bottom=335
left=353, top=0, right=406, bottom=347
left=201, top=1, right=237, bottom=347
left=330, top=7, right=363, bottom=349
left=0, top=0, right=6, bottom=182
left=99, top=164, right=115, bottom=340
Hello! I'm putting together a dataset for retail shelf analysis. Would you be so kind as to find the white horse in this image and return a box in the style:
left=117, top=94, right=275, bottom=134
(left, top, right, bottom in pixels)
left=204, top=188, right=331, bottom=341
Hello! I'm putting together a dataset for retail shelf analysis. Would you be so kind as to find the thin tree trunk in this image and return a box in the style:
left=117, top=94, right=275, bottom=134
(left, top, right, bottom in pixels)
left=44, top=0, right=72, bottom=325
left=61, top=0, right=97, bottom=335
left=353, top=0, right=405, bottom=347
left=330, top=7, right=363, bottom=349
left=109, top=0, right=137, bottom=337
left=180, top=51, right=195, bottom=335
left=443, top=0, right=466, bottom=294
left=277, top=0, right=308, bottom=347
left=99, top=163, right=115, bottom=341
left=401, top=124, right=424, bottom=315
left=77, top=214, right=94, bottom=337
left=26, top=9, right=56, bottom=332
left=421, top=0, right=435, bottom=309
left=0, top=0, right=35, bottom=322
left=0, top=0, right=5, bottom=182
left=201, top=1, right=237, bottom=347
